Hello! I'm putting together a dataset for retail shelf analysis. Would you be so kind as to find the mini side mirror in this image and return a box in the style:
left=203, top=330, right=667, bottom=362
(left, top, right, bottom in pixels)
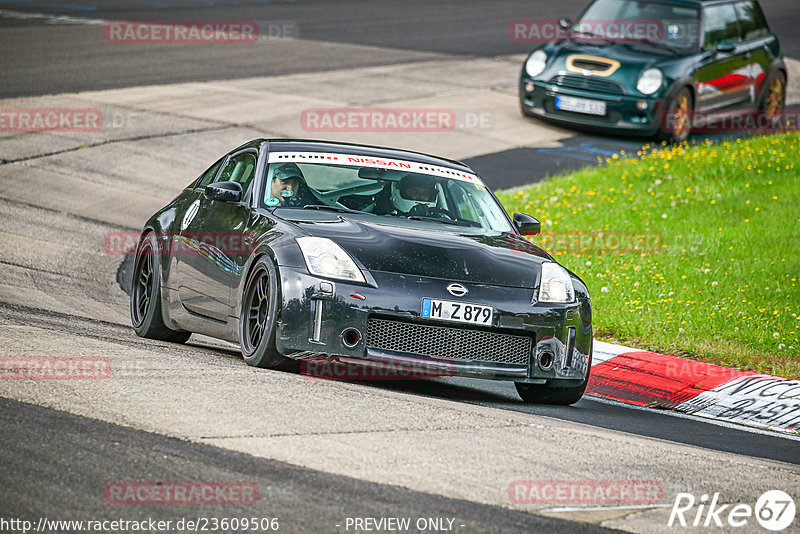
left=513, top=213, right=541, bottom=236
left=558, top=17, right=572, bottom=30
left=716, top=41, right=736, bottom=54
left=205, top=181, right=243, bottom=203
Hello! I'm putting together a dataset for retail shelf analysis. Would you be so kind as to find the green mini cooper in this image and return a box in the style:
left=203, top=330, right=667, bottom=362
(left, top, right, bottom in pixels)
left=519, top=0, right=786, bottom=142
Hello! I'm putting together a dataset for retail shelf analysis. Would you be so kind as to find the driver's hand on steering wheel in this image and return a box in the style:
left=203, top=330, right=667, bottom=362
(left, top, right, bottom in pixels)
left=408, top=204, right=452, bottom=220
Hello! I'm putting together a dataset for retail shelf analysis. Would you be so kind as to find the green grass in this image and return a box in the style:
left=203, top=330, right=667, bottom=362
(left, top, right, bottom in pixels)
left=497, top=132, right=800, bottom=379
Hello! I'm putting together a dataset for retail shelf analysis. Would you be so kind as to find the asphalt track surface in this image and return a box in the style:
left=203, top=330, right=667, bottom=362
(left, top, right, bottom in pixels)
left=366, top=377, right=800, bottom=466
left=0, top=397, right=619, bottom=534
left=0, top=0, right=799, bottom=96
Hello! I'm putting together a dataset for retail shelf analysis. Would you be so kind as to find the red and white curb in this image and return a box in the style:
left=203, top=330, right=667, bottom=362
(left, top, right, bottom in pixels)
left=588, top=341, right=800, bottom=435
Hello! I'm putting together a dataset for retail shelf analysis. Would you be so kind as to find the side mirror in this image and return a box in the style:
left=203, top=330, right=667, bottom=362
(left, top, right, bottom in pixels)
left=513, top=213, right=541, bottom=236
left=558, top=17, right=572, bottom=30
left=716, top=41, right=736, bottom=54
left=205, top=181, right=243, bottom=203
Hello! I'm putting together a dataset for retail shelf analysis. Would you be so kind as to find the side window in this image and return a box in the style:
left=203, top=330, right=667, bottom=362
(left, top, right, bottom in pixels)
left=216, top=152, right=258, bottom=193
left=195, top=158, right=224, bottom=189
left=703, top=3, right=741, bottom=50
left=734, top=1, right=769, bottom=41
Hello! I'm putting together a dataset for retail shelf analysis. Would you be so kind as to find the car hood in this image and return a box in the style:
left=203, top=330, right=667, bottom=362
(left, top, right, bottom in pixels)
left=542, top=41, right=672, bottom=84
left=276, top=210, right=552, bottom=288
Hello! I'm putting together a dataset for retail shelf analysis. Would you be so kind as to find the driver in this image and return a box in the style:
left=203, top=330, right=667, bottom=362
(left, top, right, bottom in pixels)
left=269, top=163, right=304, bottom=205
left=392, top=173, right=438, bottom=214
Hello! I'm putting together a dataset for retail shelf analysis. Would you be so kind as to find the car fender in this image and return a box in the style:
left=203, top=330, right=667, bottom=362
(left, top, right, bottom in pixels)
left=665, top=75, right=697, bottom=104
left=230, top=220, right=309, bottom=325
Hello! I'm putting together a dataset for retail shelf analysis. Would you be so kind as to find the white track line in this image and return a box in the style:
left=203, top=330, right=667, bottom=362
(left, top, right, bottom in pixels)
left=0, top=8, right=106, bottom=25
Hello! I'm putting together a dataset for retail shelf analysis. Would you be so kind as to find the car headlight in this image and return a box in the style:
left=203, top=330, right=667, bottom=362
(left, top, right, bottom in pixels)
left=296, top=237, right=365, bottom=283
left=538, top=262, right=575, bottom=303
left=525, top=50, right=548, bottom=78
left=637, top=68, right=663, bottom=95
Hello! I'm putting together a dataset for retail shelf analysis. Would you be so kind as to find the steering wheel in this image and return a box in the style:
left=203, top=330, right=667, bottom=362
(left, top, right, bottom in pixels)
left=408, top=204, right=453, bottom=220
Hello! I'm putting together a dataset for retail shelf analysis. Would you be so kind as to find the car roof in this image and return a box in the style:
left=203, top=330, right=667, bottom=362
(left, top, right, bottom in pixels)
left=258, top=139, right=476, bottom=174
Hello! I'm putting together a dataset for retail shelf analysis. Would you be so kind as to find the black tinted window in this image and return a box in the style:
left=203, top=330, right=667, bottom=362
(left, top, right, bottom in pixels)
left=703, top=3, right=741, bottom=49
left=735, top=1, right=769, bottom=41
left=196, top=158, right=224, bottom=189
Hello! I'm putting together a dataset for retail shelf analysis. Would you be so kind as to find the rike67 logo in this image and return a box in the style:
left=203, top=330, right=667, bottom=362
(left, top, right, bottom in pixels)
left=669, top=490, right=795, bottom=531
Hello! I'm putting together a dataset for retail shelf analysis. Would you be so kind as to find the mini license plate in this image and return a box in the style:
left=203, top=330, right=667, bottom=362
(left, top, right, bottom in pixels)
left=555, top=95, right=607, bottom=116
left=421, top=298, right=493, bottom=326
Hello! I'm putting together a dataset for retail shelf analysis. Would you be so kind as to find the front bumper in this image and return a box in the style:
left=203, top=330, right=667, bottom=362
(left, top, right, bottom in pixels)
left=520, top=77, right=663, bottom=136
left=275, top=266, right=592, bottom=384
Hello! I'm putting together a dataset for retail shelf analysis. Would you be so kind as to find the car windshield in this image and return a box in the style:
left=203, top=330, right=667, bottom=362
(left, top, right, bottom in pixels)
left=577, top=0, right=700, bottom=51
left=264, top=152, right=513, bottom=234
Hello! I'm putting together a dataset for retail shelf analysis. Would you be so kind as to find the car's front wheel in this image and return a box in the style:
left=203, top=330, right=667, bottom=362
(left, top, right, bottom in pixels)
left=239, top=257, right=296, bottom=370
left=758, top=71, right=786, bottom=121
left=130, top=232, right=191, bottom=343
left=514, top=358, right=591, bottom=405
left=659, top=87, right=693, bottom=144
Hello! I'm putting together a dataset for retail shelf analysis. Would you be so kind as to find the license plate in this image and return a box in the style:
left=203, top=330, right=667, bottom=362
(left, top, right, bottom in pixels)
left=555, top=95, right=607, bottom=116
left=421, top=298, right=493, bottom=326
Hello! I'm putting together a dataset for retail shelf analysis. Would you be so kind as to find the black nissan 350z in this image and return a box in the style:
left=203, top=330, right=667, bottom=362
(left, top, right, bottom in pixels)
left=130, top=139, right=592, bottom=405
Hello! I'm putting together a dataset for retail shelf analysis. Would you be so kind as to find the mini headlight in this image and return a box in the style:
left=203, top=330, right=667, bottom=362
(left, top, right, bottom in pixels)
left=538, top=262, right=575, bottom=303
left=637, top=68, right=663, bottom=95
left=525, top=50, right=548, bottom=78
left=296, top=237, right=365, bottom=283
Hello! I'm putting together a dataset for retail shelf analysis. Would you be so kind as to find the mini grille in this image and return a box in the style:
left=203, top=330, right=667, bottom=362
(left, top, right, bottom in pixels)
left=366, top=318, right=532, bottom=366
left=550, top=75, right=624, bottom=95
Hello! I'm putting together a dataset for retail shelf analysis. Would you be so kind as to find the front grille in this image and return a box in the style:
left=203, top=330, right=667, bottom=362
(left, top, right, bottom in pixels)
left=549, top=75, right=624, bottom=95
left=366, top=318, right=532, bottom=366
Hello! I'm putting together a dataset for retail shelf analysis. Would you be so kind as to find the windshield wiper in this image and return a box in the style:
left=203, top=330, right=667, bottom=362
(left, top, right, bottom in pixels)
left=623, top=37, right=678, bottom=54
left=406, top=216, right=475, bottom=227
left=301, top=204, right=373, bottom=216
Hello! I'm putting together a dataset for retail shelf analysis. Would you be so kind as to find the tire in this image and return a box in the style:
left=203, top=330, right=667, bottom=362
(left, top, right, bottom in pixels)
left=130, top=232, right=191, bottom=343
left=659, top=87, right=693, bottom=144
left=239, top=257, right=296, bottom=370
left=515, top=356, right=592, bottom=406
left=758, top=71, right=786, bottom=121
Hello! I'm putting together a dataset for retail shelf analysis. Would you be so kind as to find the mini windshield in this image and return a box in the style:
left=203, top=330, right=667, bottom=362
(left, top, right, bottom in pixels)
left=577, top=0, right=700, bottom=51
left=264, top=154, right=513, bottom=234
